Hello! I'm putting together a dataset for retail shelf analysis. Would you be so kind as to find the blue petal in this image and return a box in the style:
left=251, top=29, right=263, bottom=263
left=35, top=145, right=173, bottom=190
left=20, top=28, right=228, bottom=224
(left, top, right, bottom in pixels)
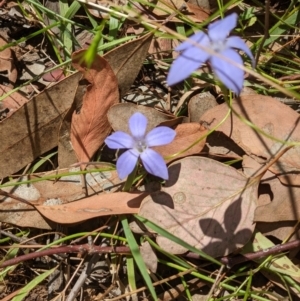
left=145, top=126, right=176, bottom=147
left=105, top=131, right=134, bottom=149
left=167, top=36, right=210, bottom=86
left=129, top=112, right=147, bottom=139
left=210, top=48, right=244, bottom=95
left=208, top=13, right=238, bottom=41
left=226, top=36, right=255, bottom=67
left=176, top=31, right=208, bottom=51
left=140, top=149, right=169, bottom=179
left=116, top=149, right=139, bottom=179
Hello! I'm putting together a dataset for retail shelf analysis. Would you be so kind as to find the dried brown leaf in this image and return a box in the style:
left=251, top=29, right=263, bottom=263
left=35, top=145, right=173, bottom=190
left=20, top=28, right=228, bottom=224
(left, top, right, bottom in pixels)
left=153, top=123, right=207, bottom=162
left=71, top=51, right=119, bottom=163
left=36, top=192, right=147, bottom=224
left=0, top=72, right=82, bottom=179
left=0, top=163, right=120, bottom=229
left=140, top=241, right=158, bottom=273
left=107, top=103, right=182, bottom=133
left=200, top=95, right=300, bottom=182
left=135, top=157, right=257, bottom=257
left=0, top=85, right=28, bottom=119
left=103, top=33, right=153, bottom=97
left=0, top=36, right=17, bottom=86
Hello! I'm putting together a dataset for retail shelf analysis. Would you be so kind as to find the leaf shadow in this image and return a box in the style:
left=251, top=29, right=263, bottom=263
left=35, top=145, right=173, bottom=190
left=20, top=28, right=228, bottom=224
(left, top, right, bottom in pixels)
left=199, top=196, right=252, bottom=256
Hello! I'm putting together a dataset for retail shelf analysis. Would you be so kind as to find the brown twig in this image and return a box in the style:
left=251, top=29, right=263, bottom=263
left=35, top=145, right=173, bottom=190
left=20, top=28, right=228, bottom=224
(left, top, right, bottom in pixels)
left=2, top=239, right=300, bottom=269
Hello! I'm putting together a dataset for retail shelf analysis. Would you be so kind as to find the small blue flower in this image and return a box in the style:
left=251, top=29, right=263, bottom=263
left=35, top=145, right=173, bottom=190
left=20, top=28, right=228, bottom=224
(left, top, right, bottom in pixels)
left=105, top=112, right=176, bottom=180
left=167, top=13, right=255, bottom=95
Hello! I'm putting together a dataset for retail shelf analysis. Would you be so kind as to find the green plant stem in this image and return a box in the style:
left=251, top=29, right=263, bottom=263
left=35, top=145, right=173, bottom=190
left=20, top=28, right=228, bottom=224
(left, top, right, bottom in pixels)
left=123, top=162, right=139, bottom=192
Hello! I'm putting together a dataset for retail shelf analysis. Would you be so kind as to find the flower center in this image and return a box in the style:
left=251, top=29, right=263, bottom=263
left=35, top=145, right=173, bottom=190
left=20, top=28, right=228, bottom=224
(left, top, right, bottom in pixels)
left=210, top=40, right=226, bottom=53
left=134, top=139, right=147, bottom=153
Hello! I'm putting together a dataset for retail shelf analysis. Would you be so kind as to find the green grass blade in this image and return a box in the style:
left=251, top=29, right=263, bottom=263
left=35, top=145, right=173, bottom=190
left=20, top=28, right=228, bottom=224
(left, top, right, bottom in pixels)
left=135, top=215, right=221, bottom=266
left=12, top=267, right=56, bottom=301
left=121, top=216, right=157, bottom=300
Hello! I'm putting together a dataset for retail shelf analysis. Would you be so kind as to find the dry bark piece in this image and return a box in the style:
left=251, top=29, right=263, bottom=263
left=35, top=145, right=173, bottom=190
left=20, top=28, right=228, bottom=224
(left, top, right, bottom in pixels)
left=135, top=157, right=257, bottom=257
left=107, top=103, right=181, bottom=133
left=71, top=51, right=119, bottom=164
left=200, top=95, right=300, bottom=183
left=0, top=72, right=82, bottom=179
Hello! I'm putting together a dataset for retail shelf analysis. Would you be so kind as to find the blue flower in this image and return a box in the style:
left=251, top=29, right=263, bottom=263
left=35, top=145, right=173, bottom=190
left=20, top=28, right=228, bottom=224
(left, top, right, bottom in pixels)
left=105, top=112, right=176, bottom=180
left=167, top=13, right=255, bottom=95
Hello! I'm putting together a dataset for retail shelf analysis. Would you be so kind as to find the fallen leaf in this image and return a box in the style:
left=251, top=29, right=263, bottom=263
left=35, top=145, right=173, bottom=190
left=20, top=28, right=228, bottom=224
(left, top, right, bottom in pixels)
left=58, top=76, right=86, bottom=168
left=107, top=103, right=181, bottom=134
left=0, top=163, right=120, bottom=229
left=42, top=68, right=65, bottom=82
left=71, top=50, right=119, bottom=164
left=243, top=155, right=300, bottom=241
left=205, top=132, right=245, bottom=159
left=148, top=37, right=173, bottom=60
left=0, top=36, right=17, bottom=86
left=256, top=221, right=299, bottom=242
left=36, top=192, right=147, bottom=224
left=140, top=241, right=158, bottom=273
left=254, top=173, right=300, bottom=222
left=153, top=123, right=207, bottom=162
left=135, top=157, right=257, bottom=257
left=241, top=232, right=300, bottom=282
left=0, top=85, right=28, bottom=120
left=103, top=33, right=153, bottom=97
left=200, top=95, right=300, bottom=182
left=0, top=72, right=82, bottom=179
left=185, top=2, right=210, bottom=22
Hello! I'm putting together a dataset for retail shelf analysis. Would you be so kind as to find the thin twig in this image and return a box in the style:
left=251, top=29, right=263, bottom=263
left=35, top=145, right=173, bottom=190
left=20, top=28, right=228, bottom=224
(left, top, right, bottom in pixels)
left=2, top=239, right=300, bottom=269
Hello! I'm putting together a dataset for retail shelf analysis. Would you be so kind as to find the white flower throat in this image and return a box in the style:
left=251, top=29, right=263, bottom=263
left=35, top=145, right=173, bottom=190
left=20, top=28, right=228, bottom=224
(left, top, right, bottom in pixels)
left=211, top=39, right=227, bottom=53
left=134, top=139, right=147, bottom=153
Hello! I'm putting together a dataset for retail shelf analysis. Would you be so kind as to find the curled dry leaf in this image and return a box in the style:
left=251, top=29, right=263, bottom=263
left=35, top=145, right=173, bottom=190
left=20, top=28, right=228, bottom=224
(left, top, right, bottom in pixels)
left=36, top=192, right=148, bottom=224
left=71, top=50, right=119, bottom=164
left=0, top=72, right=82, bottom=179
left=153, top=123, right=207, bottom=163
left=59, top=34, right=153, bottom=166
left=0, top=163, right=120, bottom=229
left=107, top=103, right=182, bottom=133
left=200, top=95, right=300, bottom=184
left=134, top=157, right=257, bottom=257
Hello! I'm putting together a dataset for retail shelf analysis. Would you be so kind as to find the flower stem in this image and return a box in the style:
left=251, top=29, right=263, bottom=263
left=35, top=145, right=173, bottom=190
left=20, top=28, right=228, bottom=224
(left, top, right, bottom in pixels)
left=123, top=161, right=139, bottom=192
